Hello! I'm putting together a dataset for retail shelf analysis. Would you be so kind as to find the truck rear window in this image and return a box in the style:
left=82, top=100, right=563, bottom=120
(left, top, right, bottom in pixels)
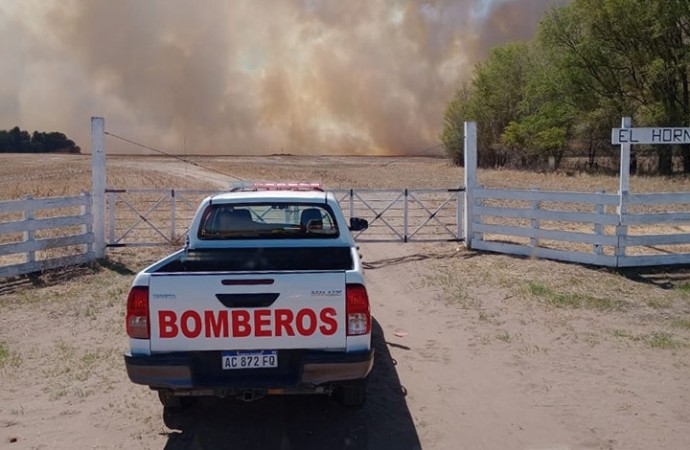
left=198, top=203, right=339, bottom=240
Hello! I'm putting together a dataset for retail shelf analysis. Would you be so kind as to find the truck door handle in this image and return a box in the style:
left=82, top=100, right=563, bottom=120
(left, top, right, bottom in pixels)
left=215, top=293, right=279, bottom=308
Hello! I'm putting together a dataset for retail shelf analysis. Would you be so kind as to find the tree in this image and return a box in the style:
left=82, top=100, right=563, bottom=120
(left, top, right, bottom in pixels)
left=441, top=42, right=531, bottom=167
left=0, top=128, right=81, bottom=154
left=572, top=103, right=620, bottom=171
left=7, top=127, right=31, bottom=153
left=441, top=0, right=690, bottom=174
left=473, top=42, right=531, bottom=166
left=538, top=0, right=690, bottom=174
left=502, top=45, right=578, bottom=169
left=441, top=85, right=472, bottom=165
left=0, top=130, right=9, bottom=152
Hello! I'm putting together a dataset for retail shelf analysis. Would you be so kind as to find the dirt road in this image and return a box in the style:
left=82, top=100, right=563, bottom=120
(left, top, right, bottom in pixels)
left=1, top=241, right=689, bottom=449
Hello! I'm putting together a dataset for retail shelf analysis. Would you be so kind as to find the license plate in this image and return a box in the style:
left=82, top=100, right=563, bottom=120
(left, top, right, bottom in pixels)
left=222, top=350, right=278, bottom=370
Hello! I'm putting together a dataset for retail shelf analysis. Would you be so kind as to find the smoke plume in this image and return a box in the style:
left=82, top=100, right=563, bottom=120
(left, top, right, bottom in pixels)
left=0, top=0, right=563, bottom=155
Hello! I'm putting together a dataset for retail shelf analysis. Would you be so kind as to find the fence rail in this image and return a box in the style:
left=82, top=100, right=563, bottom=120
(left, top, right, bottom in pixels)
left=617, top=192, right=690, bottom=267
left=0, top=193, right=94, bottom=278
left=468, top=187, right=690, bottom=267
left=106, top=189, right=216, bottom=247
left=331, top=189, right=464, bottom=242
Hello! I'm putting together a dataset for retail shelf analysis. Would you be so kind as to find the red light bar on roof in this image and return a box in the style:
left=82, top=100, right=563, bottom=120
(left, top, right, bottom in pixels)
left=252, top=182, right=323, bottom=191
left=228, top=182, right=324, bottom=192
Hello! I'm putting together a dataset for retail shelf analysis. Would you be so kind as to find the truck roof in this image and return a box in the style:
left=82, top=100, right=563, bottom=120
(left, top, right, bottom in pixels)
left=209, top=190, right=332, bottom=204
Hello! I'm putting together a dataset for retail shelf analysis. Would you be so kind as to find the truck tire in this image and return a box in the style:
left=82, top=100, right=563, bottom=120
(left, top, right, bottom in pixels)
left=336, top=380, right=366, bottom=408
left=158, top=390, right=184, bottom=408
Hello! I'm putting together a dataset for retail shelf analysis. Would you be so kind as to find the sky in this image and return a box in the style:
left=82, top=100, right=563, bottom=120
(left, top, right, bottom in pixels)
left=0, top=0, right=564, bottom=155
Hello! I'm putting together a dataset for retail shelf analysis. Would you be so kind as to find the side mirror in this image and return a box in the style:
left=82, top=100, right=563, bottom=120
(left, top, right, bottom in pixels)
left=349, top=217, right=368, bottom=232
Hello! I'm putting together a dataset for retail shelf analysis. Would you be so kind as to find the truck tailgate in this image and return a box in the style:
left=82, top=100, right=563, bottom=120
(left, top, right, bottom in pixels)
left=148, top=272, right=346, bottom=352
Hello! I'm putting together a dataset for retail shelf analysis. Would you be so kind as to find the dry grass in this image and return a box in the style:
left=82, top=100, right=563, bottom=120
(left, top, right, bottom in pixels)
left=478, top=167, right=690, bottom=193
left=0, top=154, right=218, bottom=201
left=5, top=153, right=690, bottom=198
left=0, top=261, right=135, bottom=414
left=423, top=243, right=690, bottom=353
left=0, top=341, right=22, bottom=368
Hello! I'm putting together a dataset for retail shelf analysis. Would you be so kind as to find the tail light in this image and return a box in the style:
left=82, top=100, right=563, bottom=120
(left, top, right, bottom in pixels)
left=346, top=284, right=370, bottom=336
left=126, top=286, right=150, bottom=339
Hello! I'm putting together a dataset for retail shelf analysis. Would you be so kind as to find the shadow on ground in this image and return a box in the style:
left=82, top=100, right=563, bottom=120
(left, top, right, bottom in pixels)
left=0, top=258, right=136, bottom=296
left=162, top=319, right=421, bottom=450
left=617, top=265, right=690, bottom=289
left=472, top=245, right=690, bottom=290
left=362, top=250, right=459, bottom=270
left=0, top=263, right=100, bottom=295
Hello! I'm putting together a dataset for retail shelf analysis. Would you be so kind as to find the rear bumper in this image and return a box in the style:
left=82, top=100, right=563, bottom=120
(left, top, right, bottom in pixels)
left=124, top=348, right=374, bottom=391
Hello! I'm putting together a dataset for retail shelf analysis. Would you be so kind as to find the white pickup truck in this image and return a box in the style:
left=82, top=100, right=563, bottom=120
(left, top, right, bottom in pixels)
left=124, top=183, right=373, bottom=407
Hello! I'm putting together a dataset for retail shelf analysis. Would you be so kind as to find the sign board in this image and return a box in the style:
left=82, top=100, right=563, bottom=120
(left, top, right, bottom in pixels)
left=612, top=127, right=690, bottom=145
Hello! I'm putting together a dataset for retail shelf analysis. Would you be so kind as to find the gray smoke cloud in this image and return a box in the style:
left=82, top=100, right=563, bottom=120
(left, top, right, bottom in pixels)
left=0, top=0, right=563, bottom=155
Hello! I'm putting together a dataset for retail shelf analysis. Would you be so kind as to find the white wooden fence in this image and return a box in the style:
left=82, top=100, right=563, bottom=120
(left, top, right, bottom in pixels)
left=464, top=120, right=690, bottom=267
left=618, top=192, right=690, bottom=267
left=469, top=188, right=621, bottom=267
left=0, top=194, right=95, bottom=278
left=466, top=188, right=690, bottom=267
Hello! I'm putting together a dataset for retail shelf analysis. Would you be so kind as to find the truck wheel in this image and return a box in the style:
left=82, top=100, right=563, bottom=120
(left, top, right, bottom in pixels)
left=336, top=380, right=366, bottom=408
left=158, top=390, right=185, bottom=408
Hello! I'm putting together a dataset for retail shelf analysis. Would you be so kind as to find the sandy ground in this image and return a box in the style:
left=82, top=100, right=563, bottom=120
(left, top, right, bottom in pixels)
left=1, top=241, right=689, bottom=449
left=1, top=156, right=690, bottom=449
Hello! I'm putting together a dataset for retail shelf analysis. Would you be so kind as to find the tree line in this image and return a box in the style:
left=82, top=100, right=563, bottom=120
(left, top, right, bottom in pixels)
left=441, top=0, right=690, bottom=174
left=0, top=127, right=81, bottom=154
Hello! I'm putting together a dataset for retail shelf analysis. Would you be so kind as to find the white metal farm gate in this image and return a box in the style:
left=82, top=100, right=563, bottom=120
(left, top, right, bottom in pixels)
left=104, top=188, right=465, bottom=247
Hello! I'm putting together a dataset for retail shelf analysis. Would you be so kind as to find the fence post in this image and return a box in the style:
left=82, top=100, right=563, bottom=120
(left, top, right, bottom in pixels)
left=24, top=196, right=35, bottom=264
left=170, top=189, right=176, bottom=242
left=81, top=192, right=94, bottom=259
left=530, top=188, right=540, bottom=248
left=619, top=117, right=632, bottom=194
left=91, top=117, right=106, bottom=259
left=456, top=189, right=463, bottom=241
left=403, top=189, right=408, bottom=242
left=107, top=191, right=116, bottom=245
left=463, top=121, right=477, bottom=248
left=616, top=116, right=632, bottom=265
left=593, top=191, right=605, bottom=256
left=349, top=189, right=354, bottom=220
